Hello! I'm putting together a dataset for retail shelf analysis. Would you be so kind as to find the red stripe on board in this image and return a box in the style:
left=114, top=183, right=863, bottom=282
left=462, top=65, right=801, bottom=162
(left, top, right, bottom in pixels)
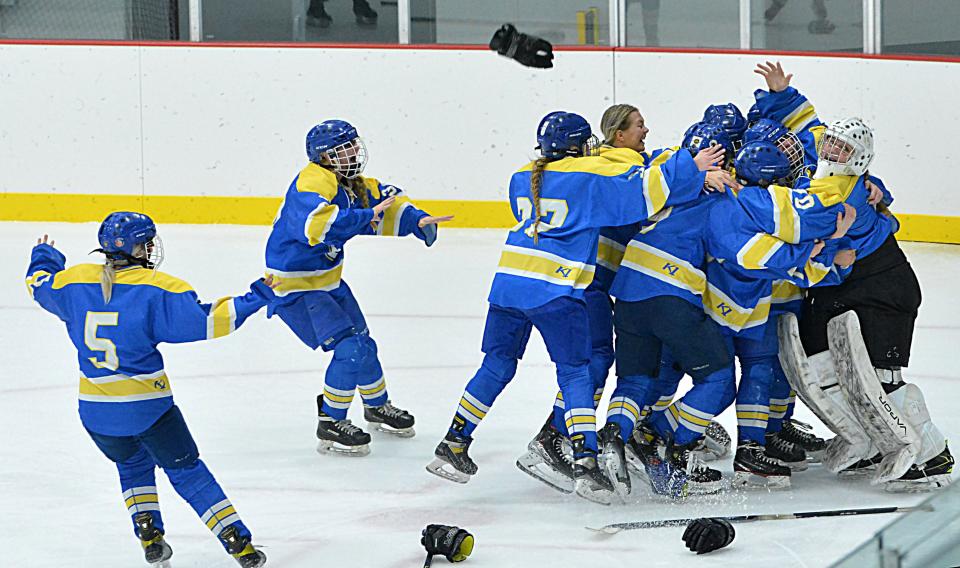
left=0, top=38, right=958, bottom=63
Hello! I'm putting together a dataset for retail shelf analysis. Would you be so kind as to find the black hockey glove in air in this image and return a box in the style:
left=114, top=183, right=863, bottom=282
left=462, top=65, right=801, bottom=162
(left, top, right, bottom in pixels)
left=682, top=517, right=735, bottom=554
left=489, top=23, right=554, bottom=69
left=421, top=524, right=474, bottom=564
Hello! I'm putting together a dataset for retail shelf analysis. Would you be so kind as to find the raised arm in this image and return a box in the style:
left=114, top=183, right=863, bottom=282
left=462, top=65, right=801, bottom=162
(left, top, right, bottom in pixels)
left=25, top=237, right=68, bottom=320
left=152, top=277, right=276, bottom=344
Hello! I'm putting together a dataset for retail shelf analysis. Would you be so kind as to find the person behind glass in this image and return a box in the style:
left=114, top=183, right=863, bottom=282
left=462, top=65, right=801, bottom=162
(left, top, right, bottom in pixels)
left=307, top=0, right=378, bottom=28
left=264, top=120, right=452, bottom=457
left=25, top=213, right=273, bottom=568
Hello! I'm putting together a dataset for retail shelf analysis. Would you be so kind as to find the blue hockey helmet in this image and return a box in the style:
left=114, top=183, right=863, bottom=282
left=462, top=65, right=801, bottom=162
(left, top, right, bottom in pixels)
left=747, top=103, right=762, bottom=127
left=734, top=141, right=792, bottom=187
left=744, top=118, right=804, bottom=181
left=702, top=103, right=747, bottom=148
left=681, top=121, right=735, bottom=169
left=306, top=119, right=368, bottom=178
left=97, top=211, right=163, bottom=268
left=536, top=111, right=599, bottom=158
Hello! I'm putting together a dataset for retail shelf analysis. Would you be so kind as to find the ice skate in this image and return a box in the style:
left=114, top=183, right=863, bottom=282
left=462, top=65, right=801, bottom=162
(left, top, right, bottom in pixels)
left=573, top=454, right=615, bottom=505
left=779, top=418, right=827, bottom=463
left=218, top=525, right=266, bottom=568
left=733, top=441, right=791, bottom=489
left=427, top=430, right=478, bottom=484
left=316, top=414, right=371, bottom=457
left=515, top=418, right=574, bottom=494
left=598, top=423, right=631, bottom=499
left=134, top=513, right=172, bottom=568
left=364, top=401, right=415, bottom=437
left=624, top=426, right=687, bottom=499
left=702, top=420, right=732, bottom=461
left=837, top=453, right=882, bottom=478
left=765, top=432, right=809, bottom=471
left=885, top=443, right=954, bottom=493
left=668, top=441, right=723, bottom=495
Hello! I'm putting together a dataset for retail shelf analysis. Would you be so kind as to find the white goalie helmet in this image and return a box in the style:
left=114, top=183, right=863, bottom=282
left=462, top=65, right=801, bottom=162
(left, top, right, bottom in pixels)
left=814, top=117, right=875, bottom=179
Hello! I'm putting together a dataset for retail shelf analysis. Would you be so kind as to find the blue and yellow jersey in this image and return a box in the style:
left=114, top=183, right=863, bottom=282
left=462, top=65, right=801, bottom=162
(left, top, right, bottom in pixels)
left=800, top=174, right=894, bottom=264
left=754, top=86, right=825, bottom=178
left=265, top=163, right=430, bottom=298
left=609, top=193, right=717, bottom=307
left=26, top=244, right=272, bottom=437
left=488, top=147, right=705, bottom=310
left=701, top=189, right=841, bottom=337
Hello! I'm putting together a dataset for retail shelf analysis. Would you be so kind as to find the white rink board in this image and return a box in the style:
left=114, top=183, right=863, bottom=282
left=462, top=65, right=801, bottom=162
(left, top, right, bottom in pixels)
left=0, top=44, right=957, bottom=214
left=1, top=224, right=959, bottom=567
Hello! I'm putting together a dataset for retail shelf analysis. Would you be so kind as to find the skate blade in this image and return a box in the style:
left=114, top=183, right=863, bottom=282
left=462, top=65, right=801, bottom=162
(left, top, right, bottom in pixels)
left=426, top=458, right=472, bottom=484
left=600, top=452, right=631, bottom=500
left=515, top=451, right=574, bottom=494
left=884, top=474, right=952, bottom=493
left=805, top=449, right=824, bottom=464
left=732, top=471, right=791, bottom=490
left=685, top=481, right=725, bottom=495
left=574, top=480, right=613, bottom=506
left=150, top=561, right=171, bottom=568
left=368, top=422, right=416, bottom=438
left=316, top=439, right=370, bottom=457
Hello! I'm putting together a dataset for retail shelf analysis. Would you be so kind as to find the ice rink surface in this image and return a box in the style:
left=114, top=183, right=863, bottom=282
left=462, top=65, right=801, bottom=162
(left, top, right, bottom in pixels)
left=1, top=223, right=958, bottom=567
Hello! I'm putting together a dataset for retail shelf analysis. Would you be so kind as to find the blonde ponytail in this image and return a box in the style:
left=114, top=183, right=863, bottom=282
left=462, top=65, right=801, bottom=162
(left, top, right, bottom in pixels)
left=101, top=262, right=117, bottom=304
left=529, top=157, right=550, bottom=244
left=600, top=104, right=640, bottom=146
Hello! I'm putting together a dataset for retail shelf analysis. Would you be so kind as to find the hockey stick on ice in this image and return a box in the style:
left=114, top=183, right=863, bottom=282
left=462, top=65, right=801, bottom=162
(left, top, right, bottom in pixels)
left=587, top=505, right=930, bottom=534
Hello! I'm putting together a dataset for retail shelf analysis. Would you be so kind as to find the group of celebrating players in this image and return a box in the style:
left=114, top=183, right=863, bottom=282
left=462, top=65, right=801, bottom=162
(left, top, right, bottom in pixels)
left=26, top=59, right=955, bottom=567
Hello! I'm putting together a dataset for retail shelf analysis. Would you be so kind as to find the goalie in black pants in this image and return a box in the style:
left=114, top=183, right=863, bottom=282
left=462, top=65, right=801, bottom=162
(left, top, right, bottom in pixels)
left=783, top=118, right=953, bottom=492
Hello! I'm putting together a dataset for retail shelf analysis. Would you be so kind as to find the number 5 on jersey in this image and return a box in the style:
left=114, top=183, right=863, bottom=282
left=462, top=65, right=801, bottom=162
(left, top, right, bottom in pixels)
left=510, top=197, right=569, bottom=238
left=85, top=312, right=119, bottom=371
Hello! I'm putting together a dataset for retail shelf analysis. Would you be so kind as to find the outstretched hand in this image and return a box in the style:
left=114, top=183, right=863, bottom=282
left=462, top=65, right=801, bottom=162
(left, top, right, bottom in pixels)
left=694, top=145, right=726, bottom=171
left=371, top=196, right=397, bottom=225
left=831, top=203, right=857, bottom=239
left=755, top=61, right=792, bottom=92
left=262, top=274, right=280, bottom=290
left=419, top=215, right=455, bottom=228
left=36, top=234, right=55, bottom=247
left=704, top=170, right=740, bottom=193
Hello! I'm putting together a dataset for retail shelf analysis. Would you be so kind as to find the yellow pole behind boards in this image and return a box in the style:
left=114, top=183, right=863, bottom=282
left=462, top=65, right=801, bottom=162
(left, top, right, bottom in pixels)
left=577, top=10, right=587, bottom=45
left=577, top=8, right=602, bottom=45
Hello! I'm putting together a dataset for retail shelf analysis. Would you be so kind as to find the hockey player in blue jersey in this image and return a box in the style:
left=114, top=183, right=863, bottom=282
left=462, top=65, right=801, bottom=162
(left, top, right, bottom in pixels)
left=264, top=120, right=452, bottom=457
left=514, top=104, right=734, bottom=497
left=788, top=118, right=954, bottom=491
left=427, top=110, right=733, bottom=504
left=26, top=213, right=271, bottom=568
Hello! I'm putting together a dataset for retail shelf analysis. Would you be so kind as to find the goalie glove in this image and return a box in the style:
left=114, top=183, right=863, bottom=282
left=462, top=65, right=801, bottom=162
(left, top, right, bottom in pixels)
left=421, top=524, right=474, bottom=564
left=682, top=518, right=735, bottom=555
left=489, top=23, right=554, bottom=69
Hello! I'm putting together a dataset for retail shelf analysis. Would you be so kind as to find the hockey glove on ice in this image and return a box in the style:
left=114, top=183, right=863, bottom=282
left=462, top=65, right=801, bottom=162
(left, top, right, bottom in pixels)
left=489, top=24, right=554, bottom=69
left=682, top=517, right=735, bottom=554
left=421, top=524, right=474, bottom=565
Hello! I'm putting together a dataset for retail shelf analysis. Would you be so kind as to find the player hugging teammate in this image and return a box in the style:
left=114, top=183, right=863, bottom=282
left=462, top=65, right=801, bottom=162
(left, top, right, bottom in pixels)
left=429, top=61, right=953, bottom=502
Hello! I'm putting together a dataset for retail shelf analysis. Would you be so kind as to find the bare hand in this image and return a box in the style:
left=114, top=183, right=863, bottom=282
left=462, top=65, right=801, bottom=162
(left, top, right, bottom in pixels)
left=754, top=61, right=793, bottom=92
left=704, top=170, right=741, bottom=193
left=866, top=179, right=884, bottom=206
left=36, top=234, right=55, bottom=247
left=694, top=145, right=726, bottom=171
left=418, top=215, right=455, bottom=228
left=371, top=196, right=396, bottom=224
left=830, top=203, right=857, bottom=239
left=262, top=274, right=280, bottom=290
left=834, top=249, right=857, bottom=269
left=811, top=240, right=826, bottom=258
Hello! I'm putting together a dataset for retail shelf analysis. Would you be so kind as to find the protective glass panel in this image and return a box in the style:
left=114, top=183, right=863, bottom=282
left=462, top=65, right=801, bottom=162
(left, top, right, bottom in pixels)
left=624, top=0, right=739, bottom=48
left=410, top=0, right=609, bottom=46
left=751, top=0, right=862, bottom=52
left=0, top=0, right=184, bottom=40
left=201, top=0, right=398, bottom=43
left=882, top=0, right=960, bottom=56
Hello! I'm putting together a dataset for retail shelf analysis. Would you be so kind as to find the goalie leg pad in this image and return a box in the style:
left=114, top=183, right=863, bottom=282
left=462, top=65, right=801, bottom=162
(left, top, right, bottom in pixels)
left=827, top=312, right=922, bottom=484
left=777, top=314, right=874, bottom=471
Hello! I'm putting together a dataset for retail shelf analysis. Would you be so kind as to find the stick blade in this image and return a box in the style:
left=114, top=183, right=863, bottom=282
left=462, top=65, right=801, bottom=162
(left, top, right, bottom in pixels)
left=585, top=525, right=623, bottom=535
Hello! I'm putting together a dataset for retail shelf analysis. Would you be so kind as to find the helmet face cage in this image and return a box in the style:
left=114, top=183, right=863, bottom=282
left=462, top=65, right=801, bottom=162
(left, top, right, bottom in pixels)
left=582, top=134, right=601, bottom=157
left=134, top=235, right=164, bottom=270
left=776, top=131, right=804, bottom=179
left=325, top=137, right=368, bottom=179
left=816, top=118, right=875, bottom=177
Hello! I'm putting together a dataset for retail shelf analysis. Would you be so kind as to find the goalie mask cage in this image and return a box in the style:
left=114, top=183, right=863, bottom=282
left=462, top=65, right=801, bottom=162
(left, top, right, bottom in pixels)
left=832, top=481, right=960, bottom=567
left=0, top=0, right=182, bottom=40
